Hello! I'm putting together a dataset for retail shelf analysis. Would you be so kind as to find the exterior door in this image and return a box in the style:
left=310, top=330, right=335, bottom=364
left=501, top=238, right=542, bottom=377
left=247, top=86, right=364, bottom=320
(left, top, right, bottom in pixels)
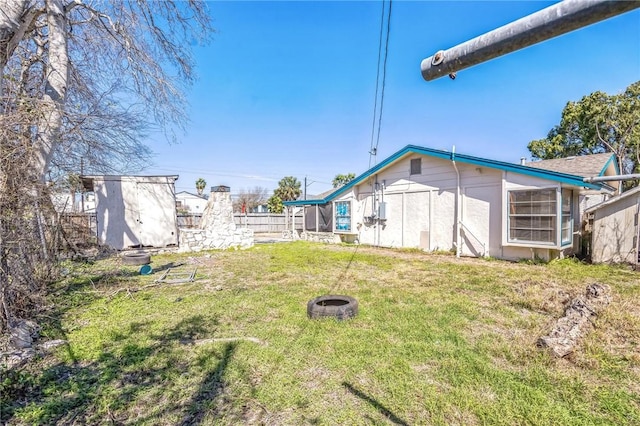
left=136, top=181, right=179, bottom=247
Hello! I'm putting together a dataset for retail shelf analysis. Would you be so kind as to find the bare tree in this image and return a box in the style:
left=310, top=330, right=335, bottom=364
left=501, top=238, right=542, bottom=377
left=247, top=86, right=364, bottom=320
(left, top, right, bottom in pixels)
left=0, top=0, right=213, bottom=336
left=233, top=187, right=270, bottom=213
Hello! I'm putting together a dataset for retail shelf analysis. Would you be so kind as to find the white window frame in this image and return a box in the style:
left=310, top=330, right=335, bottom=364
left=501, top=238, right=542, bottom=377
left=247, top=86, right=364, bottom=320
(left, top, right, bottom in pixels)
left=560, top=189, right=574, bottom=247
left=503, top=186, right=574, bottom=250
left=334, top=199, right=355, bottom=234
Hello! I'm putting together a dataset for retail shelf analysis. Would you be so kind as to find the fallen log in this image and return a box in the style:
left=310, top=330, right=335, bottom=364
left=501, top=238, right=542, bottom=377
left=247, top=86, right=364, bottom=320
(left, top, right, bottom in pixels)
left=537, top=283, right=612, bottom=357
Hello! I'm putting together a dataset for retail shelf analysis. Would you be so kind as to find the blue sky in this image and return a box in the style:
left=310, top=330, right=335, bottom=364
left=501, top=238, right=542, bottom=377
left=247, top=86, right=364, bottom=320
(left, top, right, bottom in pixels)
left=143, top=1, right=640, bottom=196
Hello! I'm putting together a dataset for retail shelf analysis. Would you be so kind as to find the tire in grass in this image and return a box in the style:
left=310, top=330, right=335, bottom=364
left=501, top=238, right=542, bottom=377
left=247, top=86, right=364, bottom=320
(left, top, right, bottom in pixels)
left=307, top=295, right=358, bottom=320
left=121, top=252, right=151, bottom=265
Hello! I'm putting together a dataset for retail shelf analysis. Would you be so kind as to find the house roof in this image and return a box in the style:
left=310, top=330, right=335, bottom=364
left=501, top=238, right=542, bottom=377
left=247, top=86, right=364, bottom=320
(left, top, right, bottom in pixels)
left=584, top=185, right=640, bottom=213
left=284, top=145, right=612, bottom=207
left=308, top=188, right=336, bottom=199
left=526, top=153, right=618, bottom=177
left=81, top=175, right=179, bottom=191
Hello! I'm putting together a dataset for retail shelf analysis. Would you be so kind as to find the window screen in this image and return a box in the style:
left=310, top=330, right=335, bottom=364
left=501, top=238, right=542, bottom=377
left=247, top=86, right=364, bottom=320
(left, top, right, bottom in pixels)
left=508, top=189, right=557, bottom=244
left=410, top=158, right=421, bottom=175
left=335, top=201, right=352, bottom=232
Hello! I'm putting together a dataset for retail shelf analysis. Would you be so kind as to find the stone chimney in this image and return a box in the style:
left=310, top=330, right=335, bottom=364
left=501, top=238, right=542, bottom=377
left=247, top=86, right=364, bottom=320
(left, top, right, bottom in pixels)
left=200, top=185, right=233, bottom=230
left=178, top=185, right=254, bottom=252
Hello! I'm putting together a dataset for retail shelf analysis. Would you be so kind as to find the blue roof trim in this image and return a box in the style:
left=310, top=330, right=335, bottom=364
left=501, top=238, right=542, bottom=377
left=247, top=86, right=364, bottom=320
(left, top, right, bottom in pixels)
left=284, top=145, right=608, bottom=206
left=599, top=153, right=619, bottom=175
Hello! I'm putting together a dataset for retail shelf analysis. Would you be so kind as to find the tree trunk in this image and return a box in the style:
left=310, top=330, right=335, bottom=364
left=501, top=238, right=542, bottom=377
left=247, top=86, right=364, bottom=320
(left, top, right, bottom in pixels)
left=0, top=0, right=26, bottom=69
left=0, top=0, right=40, bottom=71
left=34, top=0, right=68, bottom=181
left=537, top=283, right=612, bottom=357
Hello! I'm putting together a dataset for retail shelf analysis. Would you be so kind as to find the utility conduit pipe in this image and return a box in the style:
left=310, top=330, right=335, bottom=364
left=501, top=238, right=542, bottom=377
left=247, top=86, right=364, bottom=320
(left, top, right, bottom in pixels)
left=452, top=146, right=461, bottom=258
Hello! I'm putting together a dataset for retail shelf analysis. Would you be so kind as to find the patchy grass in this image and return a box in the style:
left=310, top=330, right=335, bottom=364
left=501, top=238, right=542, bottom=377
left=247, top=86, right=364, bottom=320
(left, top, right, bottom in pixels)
left=2, top=241, right=639, bottom=425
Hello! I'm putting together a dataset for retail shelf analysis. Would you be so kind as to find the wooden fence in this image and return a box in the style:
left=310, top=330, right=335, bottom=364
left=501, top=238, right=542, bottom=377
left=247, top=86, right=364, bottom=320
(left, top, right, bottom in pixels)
left=58, top=212, right=303, bottom=246
left=177, top=213, right=303, bottom=233
left=59, top=213, right=97, bottom=245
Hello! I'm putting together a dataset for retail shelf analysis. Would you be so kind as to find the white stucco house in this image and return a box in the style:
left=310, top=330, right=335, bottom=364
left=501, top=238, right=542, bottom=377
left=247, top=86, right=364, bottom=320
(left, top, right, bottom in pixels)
left=175, top=191, right=208, bottom=214
left=82, top=175, right=179, bottom=250
left=585, top=186, right=640, bottom=266
left=285, top=145, right=618, bottom=261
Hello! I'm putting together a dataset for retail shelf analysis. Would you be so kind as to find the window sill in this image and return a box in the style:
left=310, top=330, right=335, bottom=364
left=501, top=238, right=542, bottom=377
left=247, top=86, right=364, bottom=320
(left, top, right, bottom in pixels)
left=503, top=241, right=560, bottom=250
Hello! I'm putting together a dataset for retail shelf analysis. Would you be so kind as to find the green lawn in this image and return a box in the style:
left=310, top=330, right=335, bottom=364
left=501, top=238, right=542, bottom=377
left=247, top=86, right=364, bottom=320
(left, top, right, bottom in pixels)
left=2, top=241, right=639, bottom=425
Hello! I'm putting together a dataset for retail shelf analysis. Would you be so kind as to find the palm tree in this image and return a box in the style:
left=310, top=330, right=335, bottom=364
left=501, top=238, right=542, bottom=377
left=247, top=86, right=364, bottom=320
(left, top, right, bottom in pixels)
left=195, top=178, right=206, bottom=196
left=275, top=176, right=302, bottom=201
left=332, top=173, right=355, bottom=188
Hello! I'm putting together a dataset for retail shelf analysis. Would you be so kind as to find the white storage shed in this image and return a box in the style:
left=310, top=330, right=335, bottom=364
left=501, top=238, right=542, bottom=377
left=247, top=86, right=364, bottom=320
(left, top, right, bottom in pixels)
left=82, top=175, right=179, bottom=250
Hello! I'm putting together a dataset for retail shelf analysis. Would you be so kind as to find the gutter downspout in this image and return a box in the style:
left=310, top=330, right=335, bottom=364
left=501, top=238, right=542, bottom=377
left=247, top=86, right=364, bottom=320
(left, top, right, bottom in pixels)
left=374, top=176, right=380, bottom=247
left=452, top=146, right=461, bottom=258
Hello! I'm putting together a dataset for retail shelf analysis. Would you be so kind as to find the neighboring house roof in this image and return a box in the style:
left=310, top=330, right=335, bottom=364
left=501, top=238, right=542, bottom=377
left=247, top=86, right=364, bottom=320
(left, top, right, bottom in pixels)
left=307, top=188, right=336, bottom=200
left=176, top=191, right=207, bottom=200
left=584, top=185, right=640, bottom=214
left=81, top=175, right=179, bottom=191
left=285, top=145, right=612, bottom=207
left=526, top=152, right=618, bottom=177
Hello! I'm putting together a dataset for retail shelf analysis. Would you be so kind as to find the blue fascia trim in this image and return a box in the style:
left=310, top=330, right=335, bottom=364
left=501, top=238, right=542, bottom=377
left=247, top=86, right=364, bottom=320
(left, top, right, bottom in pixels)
left=285, top=198, right=325, bottom=206
left=599, top=153, right=619, bottom=175
left=284, top=145, right=606, bottom=206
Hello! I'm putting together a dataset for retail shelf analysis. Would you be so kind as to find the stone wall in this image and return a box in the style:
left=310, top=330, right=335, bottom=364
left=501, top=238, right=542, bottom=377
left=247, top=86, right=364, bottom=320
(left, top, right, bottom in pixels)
left=300, top=231, right=342, bottom=244
left=178, top=189, right=254, bottom=252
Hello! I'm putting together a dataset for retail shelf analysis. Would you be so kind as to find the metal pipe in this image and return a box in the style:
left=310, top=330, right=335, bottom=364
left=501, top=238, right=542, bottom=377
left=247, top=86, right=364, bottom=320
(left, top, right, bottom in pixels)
left=421, top=0, right=640, bottom=81
left=584, top=174, right=640, bottom=183
left=451, top=146, right=461, bottom=258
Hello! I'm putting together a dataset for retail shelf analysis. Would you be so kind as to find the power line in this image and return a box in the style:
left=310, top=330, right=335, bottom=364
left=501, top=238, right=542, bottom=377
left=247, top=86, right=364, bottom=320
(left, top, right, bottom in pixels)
left=374, top=0, right=393, bottom=162
left=369, top=0, right=393, bottom=169
left=368, top=0, right=386, bottom=168
left=147, top=165, right=332, bottom=186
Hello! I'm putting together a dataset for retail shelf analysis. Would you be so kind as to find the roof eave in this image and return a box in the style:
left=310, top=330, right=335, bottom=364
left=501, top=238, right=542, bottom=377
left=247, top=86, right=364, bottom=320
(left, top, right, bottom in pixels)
left=599, top=153, right=619, bottom=176
left=284, top=145, right=609, bottom=205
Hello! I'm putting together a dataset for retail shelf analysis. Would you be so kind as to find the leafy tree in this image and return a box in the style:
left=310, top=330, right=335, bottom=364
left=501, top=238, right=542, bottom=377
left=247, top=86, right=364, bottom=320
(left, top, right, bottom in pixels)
left=233, top=186, right=269, bottom=213
left=332, top=173, right=356, bottom=188
left=267, top=176, right=301, bottom=213
left=528, top=81, right=640, bottom=181
left=195, top=178, right=207, bottom=196
left=267, top=194, right=283, bottom=214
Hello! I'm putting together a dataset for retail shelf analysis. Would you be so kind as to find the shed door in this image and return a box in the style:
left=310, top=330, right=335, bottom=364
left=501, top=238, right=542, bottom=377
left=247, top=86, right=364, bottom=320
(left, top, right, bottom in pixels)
left=136, top=181, right=178, bottom=247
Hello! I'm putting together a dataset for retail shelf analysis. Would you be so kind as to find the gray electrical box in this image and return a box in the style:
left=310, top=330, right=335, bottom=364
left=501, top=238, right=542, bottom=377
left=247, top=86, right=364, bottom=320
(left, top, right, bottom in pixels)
left=378, top=202, right=387, bottom=220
